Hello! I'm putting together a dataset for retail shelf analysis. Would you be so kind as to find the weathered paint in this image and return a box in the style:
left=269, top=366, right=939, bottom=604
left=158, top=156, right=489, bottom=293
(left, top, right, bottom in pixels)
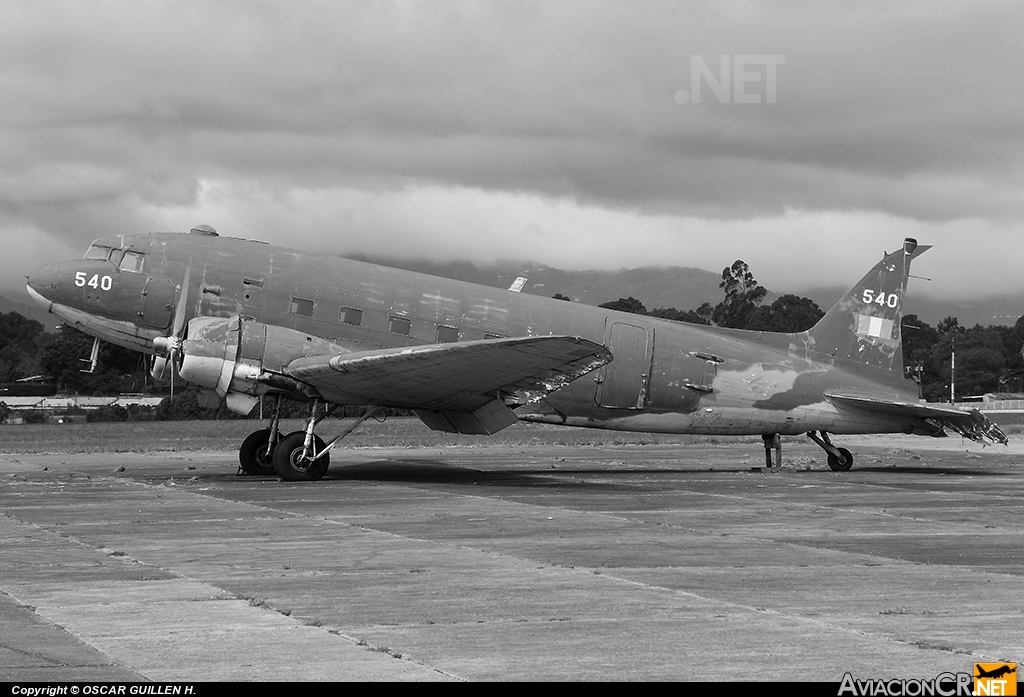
left=25, top=232, right=1006, bottom=444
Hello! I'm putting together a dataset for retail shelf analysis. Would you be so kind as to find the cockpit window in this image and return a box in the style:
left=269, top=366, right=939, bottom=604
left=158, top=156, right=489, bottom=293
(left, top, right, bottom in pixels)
left=119, top=251, right=145, bottom=273
left=84, top=244, right=113, bottom=261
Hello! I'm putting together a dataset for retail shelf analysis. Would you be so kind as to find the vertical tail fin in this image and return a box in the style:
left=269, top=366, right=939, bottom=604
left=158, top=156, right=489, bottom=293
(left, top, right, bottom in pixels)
left=805, top=238, right=929, bottom=377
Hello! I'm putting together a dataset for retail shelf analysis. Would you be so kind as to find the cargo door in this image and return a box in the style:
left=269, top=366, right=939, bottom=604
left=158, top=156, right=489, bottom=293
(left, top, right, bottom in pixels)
left=597, top=321, right=652, bottom=409
left=139, top=277, right=175, bottom=329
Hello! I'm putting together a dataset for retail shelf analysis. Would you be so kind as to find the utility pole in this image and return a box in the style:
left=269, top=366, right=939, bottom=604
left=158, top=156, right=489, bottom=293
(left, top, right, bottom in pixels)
left=950, top=333, right=956, bottom=404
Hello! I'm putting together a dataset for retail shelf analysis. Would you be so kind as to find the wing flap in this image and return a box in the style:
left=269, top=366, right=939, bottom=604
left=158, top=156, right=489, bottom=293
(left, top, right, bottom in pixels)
left=827, top=392, right=1008, bottom=444
left=285, top=335, right=611, bottom=413
left=413, top=398, right=519, bottom=436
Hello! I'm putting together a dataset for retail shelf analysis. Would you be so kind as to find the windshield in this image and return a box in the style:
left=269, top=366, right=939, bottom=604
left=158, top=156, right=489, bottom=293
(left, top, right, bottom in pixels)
left=82, top=243, right=145, bottom=272
left=119, top=250, right=145, bottom=273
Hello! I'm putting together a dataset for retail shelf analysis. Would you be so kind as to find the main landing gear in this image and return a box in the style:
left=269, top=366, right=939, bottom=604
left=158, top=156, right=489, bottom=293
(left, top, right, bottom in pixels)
left=806, top=430, right=854, bottom=472
left=237, top=396, right=380, bottom=482
left=759, top=431, right=855, bottom=471
left=761, top=433, right=782, bottom=468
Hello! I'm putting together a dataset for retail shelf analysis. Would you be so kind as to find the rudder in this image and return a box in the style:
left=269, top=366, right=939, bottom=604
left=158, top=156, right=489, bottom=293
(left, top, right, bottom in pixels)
left=805, top=238, right=929, bottom=378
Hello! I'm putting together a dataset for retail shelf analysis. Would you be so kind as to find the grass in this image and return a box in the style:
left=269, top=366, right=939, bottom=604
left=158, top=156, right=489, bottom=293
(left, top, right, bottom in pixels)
left=986, top=411, right=1024, bottom=429
left=3, top=409, right=1018, bottom=455
left=0, top=417, right=725, bottom=455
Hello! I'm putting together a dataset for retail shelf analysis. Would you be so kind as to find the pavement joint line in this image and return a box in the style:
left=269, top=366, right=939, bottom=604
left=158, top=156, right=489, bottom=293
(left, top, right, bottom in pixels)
left=6, top=450, right=1022, bottom=675
left=81, top=475, right=1019, bottom=664
left=0, top=591, right=122, bottom=671
left=23, top=467, right=1024, bottom=593
left=0, top=580, right=144, bottom=678
left=0, top=508, right=462, bottom=681
left=11, top=468, right=1024, bottom=580
left=236, top=481, right=1024, bottom=665
left=562, top=565, right=1008, bottom=663
left=538, top=480, right=1024, bottom=540
left=253, top=467, right=1024, bottom=582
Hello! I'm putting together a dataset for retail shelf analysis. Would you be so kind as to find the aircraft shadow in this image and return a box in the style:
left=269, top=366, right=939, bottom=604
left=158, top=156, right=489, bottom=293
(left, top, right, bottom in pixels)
left=323, top=460, right=1016, bottom=485
left=846, top=465, right=1014, bottom=476
left=323, top=459, right=641, bottom=490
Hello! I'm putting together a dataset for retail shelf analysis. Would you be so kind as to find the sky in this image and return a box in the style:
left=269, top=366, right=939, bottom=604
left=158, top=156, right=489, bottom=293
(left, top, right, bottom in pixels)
left=2, top=0, right=1023, bottom=303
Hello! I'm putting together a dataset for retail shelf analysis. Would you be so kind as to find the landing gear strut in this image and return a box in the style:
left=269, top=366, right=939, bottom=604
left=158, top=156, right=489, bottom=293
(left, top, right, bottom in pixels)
left=273, top=430, right=330, bottom=482
left=271, top=399, right=382, bottom=482
left=806, top=430, right=854, bottom=472
left=237, top=397, right=381, bottom=481
left=761, top=433, right=782, bottom=468
left=238, top=394, right=283, bottom=476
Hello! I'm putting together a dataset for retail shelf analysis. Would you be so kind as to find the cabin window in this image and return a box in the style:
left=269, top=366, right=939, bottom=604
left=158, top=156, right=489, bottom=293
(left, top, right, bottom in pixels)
left=340, top=308, right=362, bottom=326
left=290, top=297, right=314, bottom=317
left=388, top=316, right=411, bottom=335
left=119, top=251, right=145, bottom=273
left=436, top=325, right=459, bottom=343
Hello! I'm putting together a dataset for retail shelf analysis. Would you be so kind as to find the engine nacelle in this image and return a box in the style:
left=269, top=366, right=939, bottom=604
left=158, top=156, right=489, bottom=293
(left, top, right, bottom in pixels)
left=177, top=316, right=352, bottom=414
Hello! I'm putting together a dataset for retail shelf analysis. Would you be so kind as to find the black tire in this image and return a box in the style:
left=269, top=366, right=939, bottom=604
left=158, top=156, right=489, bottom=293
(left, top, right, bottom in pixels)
left=827, top=447, right=854, bottom=472
left=272, top=431, right=330, bottom=482
left=238, top=429, right=276, bottom=476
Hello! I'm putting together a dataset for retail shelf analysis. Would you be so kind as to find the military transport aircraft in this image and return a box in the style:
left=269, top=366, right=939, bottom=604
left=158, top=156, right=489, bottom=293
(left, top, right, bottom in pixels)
left=25, top=227, right=1006, bottom=481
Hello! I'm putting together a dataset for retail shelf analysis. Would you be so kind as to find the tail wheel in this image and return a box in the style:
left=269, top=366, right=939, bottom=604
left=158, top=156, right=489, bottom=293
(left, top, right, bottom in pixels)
left=827, top=447, right=854, bottom=472
left=272, top=432, right=330, bottom=482
left=238, top=429, right=276, bottom=476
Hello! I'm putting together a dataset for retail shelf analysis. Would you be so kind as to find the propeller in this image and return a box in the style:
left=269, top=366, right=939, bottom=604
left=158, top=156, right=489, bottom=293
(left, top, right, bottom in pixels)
left=152, top=266, right=191, bottom=381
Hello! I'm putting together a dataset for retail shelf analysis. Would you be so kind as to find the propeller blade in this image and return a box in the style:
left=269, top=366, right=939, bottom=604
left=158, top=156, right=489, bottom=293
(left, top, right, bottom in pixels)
left=152, top=266, right=191, bottom=380
left=170, top=266, right=190, bottom=338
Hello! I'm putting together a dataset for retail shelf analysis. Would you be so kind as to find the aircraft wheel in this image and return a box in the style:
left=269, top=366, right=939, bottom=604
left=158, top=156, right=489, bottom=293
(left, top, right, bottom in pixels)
left=272, top=432, right=330, bottom=482
left=827, top=447, right=854, bottom=472
left=238, top=429, right=276, bottom=476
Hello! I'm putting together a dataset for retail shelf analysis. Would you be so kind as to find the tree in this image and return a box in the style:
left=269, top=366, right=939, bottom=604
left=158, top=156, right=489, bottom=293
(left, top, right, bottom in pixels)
left=0, top=311, right=46, bottom=382
left=744, top=294, right=824, bottom=332
left=552, top=293, right=572, bottom=302
left=155, top=386, right=248, bottom=420
left=649, top=303, right=713, bottom=325
left=921, top=323, right=1007, bottom=401
left=682, top=302, right=715, bottom=326
left=40, top=326, right=149, bottom=394
left=900, top=314, right=939, bottom=385
left=712, top=260, right=767, bottom=328
left=990, top=324, right=1024, bottom=392
left=937, top=316, right=960, bottom=336
left=599, top=297, right=648, bottom=315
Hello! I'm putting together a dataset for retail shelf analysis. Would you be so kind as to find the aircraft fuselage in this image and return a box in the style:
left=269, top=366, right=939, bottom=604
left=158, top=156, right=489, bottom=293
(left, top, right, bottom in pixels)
left=27, top=231, right=923, bottom=437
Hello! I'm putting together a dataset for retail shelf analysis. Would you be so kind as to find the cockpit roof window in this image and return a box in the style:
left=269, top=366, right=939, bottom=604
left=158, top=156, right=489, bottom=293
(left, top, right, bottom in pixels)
left=84, top=244, right=113, bottom=261
left=119, top=250, right=145, bottom=273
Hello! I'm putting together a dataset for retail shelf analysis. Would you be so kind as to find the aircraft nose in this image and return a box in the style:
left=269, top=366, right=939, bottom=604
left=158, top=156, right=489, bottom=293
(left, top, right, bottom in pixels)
left=26, top=261, right=59, bottom=308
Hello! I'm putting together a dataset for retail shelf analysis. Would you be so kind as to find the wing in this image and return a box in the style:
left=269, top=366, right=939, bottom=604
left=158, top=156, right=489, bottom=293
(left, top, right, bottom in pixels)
left=285, top=335, right=611, bottom=435
left=827, top=392, right=1008, bottom=445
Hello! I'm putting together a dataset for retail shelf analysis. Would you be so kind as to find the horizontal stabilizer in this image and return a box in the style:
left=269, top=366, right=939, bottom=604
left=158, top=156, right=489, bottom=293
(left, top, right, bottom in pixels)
left=827, top=392, right=1008, bottom=445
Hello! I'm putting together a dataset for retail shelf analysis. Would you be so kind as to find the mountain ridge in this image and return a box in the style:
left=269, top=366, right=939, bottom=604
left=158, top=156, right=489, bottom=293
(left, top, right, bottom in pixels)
left=2, top=256, right=1017, bottom=331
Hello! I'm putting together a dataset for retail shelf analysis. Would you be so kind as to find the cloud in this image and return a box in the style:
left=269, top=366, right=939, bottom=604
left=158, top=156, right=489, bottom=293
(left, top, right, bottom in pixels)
left=3, top=0, right=1023, bottom=302
left=132, top=179, right=1019, bottom=301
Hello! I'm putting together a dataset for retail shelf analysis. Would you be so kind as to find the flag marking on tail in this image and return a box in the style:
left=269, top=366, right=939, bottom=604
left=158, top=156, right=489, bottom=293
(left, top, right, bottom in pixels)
left=855, top=314, right=895, bottom=340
